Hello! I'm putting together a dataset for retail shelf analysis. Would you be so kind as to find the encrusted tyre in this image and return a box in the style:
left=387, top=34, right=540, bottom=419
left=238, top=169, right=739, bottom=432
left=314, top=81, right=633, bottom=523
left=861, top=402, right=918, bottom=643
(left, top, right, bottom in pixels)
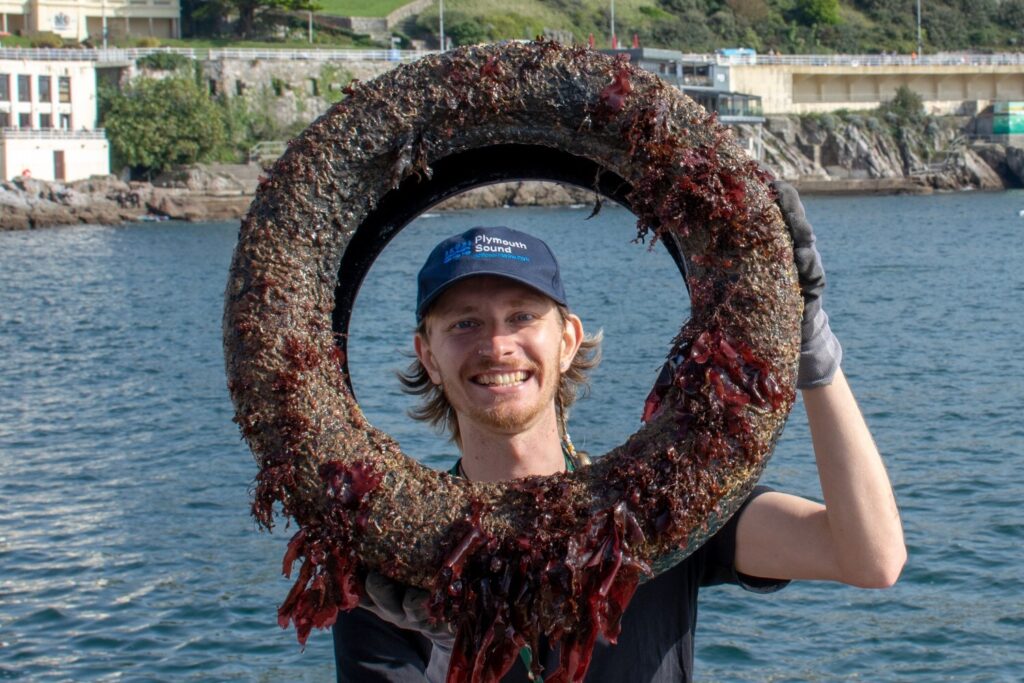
left=224, top=40, right=801, bottom=683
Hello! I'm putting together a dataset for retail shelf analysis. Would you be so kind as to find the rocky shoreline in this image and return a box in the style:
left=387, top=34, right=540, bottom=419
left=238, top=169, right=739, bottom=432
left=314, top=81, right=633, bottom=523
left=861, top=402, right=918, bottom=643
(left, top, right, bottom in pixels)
left=4, top=132, right=1023, bottom=231
left=0, top=166, right=256, bottom=231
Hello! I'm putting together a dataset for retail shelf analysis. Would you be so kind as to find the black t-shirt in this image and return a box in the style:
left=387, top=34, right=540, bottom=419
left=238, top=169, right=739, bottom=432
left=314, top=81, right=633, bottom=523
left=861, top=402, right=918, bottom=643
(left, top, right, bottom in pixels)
left=333, top=487, right=786, bottom=682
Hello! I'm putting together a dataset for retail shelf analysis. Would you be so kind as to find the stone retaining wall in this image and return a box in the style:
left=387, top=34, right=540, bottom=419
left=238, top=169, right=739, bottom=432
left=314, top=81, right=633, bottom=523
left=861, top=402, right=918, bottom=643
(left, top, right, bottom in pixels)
left=337, top=0, right=433, bottom=41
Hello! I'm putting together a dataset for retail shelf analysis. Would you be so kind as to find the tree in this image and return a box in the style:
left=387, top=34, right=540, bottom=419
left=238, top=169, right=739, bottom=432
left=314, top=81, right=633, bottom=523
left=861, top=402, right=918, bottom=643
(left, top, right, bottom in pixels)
left=188, top=0, right=319, bottom=38
left=229, top=0, right=320, bottom=38
left=797, top=0, right=840, bottom=26
left=879, top=85, right=925, bottom=124
left=1000, top=0, right=1024, bottom=30
left=102, top=77, right=227, bottom=175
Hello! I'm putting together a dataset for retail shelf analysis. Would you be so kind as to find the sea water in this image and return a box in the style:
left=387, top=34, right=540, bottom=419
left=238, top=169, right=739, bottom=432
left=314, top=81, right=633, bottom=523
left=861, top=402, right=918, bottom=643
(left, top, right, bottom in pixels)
left=1, top=191, right=1021, bottom=681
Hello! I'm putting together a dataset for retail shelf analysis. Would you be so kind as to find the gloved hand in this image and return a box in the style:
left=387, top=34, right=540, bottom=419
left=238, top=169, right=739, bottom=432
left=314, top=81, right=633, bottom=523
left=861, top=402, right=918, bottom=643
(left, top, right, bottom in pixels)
left=773, top=180, right=843, bottom=389
left=360, top=571, right=455, bottom=645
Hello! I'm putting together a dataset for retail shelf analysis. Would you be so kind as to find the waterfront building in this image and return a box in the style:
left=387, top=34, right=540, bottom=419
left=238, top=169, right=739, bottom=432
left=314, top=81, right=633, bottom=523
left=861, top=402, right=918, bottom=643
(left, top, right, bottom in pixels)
left=602, top=47, right=765, bottom=124
left=0, top=56, right=109, bottom=181
left=0, top=0, right=181, bottom=43
left=602, top=47, right=766, bottom=159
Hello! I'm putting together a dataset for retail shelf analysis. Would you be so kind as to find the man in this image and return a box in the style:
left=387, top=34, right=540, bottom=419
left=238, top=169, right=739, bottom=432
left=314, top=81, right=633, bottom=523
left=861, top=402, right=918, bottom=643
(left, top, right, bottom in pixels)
left=333, top=185, right=906, bottom=682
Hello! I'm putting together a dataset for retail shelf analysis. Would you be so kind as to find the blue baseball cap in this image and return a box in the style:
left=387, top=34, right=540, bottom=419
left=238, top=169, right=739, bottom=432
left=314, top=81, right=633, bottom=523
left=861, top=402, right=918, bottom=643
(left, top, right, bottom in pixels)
left=416, top=226, right=567, bottom=321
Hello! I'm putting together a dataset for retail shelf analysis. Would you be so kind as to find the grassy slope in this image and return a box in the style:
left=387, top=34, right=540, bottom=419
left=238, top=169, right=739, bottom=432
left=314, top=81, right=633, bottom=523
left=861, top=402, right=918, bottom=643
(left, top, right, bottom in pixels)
left=413, top=0, right=666, bottom=44
left=317, top=0, right=414, bottom=17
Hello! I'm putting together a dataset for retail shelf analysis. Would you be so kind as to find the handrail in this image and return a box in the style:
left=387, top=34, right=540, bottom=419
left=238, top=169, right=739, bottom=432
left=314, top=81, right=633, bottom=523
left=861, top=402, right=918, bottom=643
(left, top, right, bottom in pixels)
left=0, top=127, right=107, bottom=139
left=2, top=45, right=1024, bottom=67
left=746, top=53, right=1024, bottom=67
left=0, top=46, right=435, bottom=63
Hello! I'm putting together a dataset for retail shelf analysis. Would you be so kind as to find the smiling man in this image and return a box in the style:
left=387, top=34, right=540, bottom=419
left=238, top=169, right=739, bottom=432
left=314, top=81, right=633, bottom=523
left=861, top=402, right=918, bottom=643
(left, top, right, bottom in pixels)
left=333, top=202, right=906, bottom=682
left=405, top=227, right=591, bottom=483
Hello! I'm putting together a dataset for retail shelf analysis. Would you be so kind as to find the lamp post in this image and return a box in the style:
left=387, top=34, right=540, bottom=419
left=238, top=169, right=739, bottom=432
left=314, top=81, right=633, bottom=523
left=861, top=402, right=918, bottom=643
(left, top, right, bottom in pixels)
left=916, top=0, right=922, bottom=56
left=610, top=0, right=616, bottom=49
left=439, top=0, right=445, bottom=51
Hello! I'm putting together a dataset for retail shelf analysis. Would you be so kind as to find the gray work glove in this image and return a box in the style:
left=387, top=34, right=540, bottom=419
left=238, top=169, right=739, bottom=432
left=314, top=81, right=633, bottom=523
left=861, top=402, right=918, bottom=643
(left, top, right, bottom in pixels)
left=773, top=180, right=843, bottom=388
left=360, top=571, right=456, bottom=644
left=361, top=572, right=455, bottom=683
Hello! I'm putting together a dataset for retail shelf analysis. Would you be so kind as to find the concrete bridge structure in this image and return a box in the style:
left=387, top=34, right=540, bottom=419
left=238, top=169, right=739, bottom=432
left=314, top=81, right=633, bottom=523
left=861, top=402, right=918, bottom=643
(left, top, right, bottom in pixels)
left=723, top=53, right=1024, bottom=115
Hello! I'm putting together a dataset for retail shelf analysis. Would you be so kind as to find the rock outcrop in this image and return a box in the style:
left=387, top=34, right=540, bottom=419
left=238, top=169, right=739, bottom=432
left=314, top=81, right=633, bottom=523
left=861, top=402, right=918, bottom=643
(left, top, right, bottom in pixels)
left=749, top=114, right=1023, bottom=194
left=436, top=181, right=598, bottom=211
left=5, top=117, right=1024, bottom=230
left=0, top=166, right=256, bottom=230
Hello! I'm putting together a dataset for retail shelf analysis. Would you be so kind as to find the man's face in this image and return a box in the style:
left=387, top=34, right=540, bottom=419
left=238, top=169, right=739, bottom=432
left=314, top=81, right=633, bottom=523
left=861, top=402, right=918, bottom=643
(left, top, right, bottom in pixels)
left=415, top=276, right=582, bottom=439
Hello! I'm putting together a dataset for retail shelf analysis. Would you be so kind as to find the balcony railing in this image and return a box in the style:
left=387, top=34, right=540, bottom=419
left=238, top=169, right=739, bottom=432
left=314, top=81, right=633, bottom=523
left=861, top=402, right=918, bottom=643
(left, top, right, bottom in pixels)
left=0, top=127, right=107, bottom=140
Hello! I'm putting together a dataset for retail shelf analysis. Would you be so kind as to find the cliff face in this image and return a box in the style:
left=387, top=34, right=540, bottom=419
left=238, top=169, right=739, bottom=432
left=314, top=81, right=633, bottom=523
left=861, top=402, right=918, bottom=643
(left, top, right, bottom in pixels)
left=5, top=116, right=1022, bottom=230
left=749, top=114, right=1017, bottom=193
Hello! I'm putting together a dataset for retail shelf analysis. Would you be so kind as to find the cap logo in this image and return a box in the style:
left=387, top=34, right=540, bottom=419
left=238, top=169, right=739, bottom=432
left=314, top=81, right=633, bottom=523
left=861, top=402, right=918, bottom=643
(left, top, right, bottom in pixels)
left=443, top=240, right=472, bottom=264
left=472, top=233, right=530, bottom=262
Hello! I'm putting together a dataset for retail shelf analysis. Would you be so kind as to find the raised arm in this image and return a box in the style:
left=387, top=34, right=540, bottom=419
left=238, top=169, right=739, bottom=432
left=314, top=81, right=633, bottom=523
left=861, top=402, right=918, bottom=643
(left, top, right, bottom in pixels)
left=733, top=183, right=905, bottom=588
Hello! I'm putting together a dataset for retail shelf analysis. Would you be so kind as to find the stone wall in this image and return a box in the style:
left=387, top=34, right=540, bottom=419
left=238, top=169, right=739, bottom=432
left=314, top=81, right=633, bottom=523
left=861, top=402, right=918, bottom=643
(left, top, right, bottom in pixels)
left=336, top=0, right=433, bottom=42
left=200, top=57, right=397, bottom=141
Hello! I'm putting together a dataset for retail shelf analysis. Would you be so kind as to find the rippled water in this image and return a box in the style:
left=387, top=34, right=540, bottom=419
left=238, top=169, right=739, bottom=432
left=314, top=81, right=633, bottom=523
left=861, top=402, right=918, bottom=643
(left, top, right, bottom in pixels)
left=1, top=191, right=1022, bottom=681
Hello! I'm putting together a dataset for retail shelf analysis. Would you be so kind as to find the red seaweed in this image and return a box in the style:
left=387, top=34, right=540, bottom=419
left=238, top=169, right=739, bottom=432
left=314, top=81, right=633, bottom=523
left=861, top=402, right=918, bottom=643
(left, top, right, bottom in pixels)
left=276, top=462, right=383, bottom=646
left=598, top=63, right=633, bottom=114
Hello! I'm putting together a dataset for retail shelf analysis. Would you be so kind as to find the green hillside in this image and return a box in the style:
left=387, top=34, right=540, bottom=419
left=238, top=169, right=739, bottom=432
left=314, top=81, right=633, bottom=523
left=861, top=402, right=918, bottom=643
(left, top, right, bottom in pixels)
left=180, top=0, right=1024, bottom=53
left=402, top=0, right=1024, bottom=54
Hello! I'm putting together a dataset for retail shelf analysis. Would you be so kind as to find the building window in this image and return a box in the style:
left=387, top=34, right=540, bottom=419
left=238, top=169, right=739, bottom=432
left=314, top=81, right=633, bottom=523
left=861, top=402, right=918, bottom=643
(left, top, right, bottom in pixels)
left=59, top=113, right=72, bottom=129
left=19, top=112, right=32, bottom=128
left=0, top=74, right=9, bottom=102
left=235, top=80, right=246, bottom=96
left=0, top=112, right=9, bottom=128
left=58, top=76, right=71, bottom=103
left=38, top=75, right=52, bottom=102
left=40, top=113, right=53, bottom=128
left=18, top=75, right=31, bottom=102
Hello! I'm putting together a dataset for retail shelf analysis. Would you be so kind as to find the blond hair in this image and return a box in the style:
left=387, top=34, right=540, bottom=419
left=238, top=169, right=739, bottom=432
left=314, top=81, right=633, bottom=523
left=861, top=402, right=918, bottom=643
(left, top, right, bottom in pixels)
left=398, top=305, right=602, bottom=447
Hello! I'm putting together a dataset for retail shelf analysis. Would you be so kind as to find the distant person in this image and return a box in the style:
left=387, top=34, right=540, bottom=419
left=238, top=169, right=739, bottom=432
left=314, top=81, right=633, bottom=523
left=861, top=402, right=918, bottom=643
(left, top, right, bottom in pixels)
left=332, top=185, right=906, bottom=682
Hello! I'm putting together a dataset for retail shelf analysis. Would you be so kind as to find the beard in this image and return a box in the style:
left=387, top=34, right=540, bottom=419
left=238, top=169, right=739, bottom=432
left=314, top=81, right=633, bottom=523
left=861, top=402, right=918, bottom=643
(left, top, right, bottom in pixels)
left=447, top=357, right=561, bottom=436
left=463, top=391, right=552, bottom=433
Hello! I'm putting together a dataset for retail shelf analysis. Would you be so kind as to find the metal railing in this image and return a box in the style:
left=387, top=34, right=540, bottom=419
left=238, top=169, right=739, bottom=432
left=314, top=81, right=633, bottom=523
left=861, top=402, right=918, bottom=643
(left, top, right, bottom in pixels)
left=0, top=46, right=436, bottom=63
left=753, top=53, right=1024, bottom=67
left=3, top=45, right=1024, bottom=68
left=0, top=127, right=107, bottom=139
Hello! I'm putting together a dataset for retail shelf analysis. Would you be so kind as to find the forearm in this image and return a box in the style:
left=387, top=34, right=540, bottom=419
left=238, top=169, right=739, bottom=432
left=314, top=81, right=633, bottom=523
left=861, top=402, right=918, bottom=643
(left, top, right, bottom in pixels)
left=803, top=367, right=905, bottom=587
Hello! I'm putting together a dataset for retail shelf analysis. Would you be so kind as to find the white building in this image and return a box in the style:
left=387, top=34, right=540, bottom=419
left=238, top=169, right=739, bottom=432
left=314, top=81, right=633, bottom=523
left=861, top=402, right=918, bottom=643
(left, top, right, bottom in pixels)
left=0, top=56, right=109, bottom=181
left=0, top=0, right=181, bottom=43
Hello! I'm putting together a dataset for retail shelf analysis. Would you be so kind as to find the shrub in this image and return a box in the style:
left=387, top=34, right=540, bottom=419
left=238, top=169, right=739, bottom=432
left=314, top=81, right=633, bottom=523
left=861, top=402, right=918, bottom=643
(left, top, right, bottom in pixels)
left=879, top=85, right=925, bottom=123
left=136, top=52, right=192, bottom=71
left=102, top=76, right=227, bottom=174
left=819, top=112, right=839, bottom=131
left=796, top=0, right=840, bottom=26
left=30, top=32, right=63, bottom=48
left=447, top=17, right=489, bottom=46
